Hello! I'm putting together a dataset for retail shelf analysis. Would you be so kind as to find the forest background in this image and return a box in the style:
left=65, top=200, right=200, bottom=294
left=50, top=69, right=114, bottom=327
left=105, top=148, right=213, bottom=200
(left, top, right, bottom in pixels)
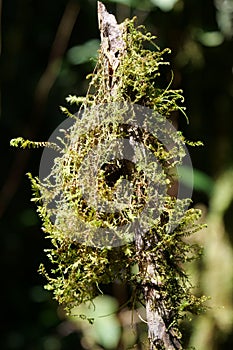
left=1, top=0, right=233, bottom=349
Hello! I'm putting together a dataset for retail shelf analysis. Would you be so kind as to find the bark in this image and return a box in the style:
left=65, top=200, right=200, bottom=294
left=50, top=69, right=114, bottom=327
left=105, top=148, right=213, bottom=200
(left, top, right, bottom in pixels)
left=97, top=1, right=126, bottom=96
left=135, top=229, right=182, bottom=350
left=97, top=3, right=183, bottom=349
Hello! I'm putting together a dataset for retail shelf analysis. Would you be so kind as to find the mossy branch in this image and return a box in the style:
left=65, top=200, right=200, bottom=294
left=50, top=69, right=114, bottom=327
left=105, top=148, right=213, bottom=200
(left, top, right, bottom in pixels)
left=10, top=2, right=207, bottom=349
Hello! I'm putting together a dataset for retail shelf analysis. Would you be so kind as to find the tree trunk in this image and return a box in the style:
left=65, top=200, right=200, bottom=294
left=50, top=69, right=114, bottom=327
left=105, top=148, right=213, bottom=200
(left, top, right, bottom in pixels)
left=97, top=2, right=182, bottom=349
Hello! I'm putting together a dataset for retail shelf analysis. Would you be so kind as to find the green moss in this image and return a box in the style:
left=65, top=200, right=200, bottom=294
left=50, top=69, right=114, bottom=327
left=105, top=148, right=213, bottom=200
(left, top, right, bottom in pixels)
left=11, top=17, right=207, bottom=329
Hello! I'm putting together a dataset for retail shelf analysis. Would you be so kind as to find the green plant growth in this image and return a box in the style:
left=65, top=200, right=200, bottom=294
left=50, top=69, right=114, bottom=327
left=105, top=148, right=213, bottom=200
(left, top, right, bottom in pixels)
left=11, top=12, right=207, bottom=349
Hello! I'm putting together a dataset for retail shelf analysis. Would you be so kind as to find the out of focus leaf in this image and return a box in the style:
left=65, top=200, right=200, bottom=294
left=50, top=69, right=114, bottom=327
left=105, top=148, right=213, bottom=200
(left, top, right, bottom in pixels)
left=67, top=39, right=100, bottom=65
left=106, top=0, right=153, bottom=10
left=150, top=0, right=179, bottom=12
left=215, top=0, right=233, bottom=38
left=70, top=295, right=121, bottom=349
left=179, top=166, right=214, bottom=195
left=107, top=0, right=179, bottom=11
left=197, top=30, right=224, bottom=47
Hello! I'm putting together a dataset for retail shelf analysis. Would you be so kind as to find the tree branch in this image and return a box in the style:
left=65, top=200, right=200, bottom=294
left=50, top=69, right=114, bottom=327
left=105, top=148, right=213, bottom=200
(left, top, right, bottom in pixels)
left=97, top=3, right=182, bottom=349
left=98, top=1, right=126, bottom=95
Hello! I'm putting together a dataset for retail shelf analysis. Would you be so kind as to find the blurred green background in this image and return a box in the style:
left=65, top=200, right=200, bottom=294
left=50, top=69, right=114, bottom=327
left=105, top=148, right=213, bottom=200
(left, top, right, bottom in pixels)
left=1, top=0, right=233, bottom=349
